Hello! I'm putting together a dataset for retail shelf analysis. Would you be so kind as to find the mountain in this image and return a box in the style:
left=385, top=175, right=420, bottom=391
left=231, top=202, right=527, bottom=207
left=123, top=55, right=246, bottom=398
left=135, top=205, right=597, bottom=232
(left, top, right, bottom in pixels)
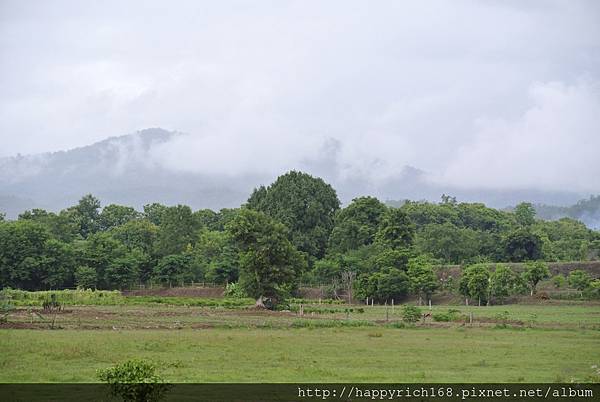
left=533, top=196, right=600, bottom=229
left=0, top=128, right=593, bottom=223
left=0, top=128, right=260, bottom=217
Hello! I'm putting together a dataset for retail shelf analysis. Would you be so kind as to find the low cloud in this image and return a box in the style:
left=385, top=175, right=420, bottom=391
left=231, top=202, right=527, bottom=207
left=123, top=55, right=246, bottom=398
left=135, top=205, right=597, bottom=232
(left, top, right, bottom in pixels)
left=436, top=80, right=600, bottom=192
left=1, top=1, right=599, bottom=194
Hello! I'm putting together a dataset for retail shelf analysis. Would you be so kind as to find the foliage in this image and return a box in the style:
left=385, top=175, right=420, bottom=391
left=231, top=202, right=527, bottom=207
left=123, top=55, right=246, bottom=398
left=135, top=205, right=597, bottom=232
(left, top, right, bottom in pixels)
left=195, top=230, right=239, bottom=285
left=226, top=208, right=306, bottom=306
left=0, top=171, right=598, bottom=296
left=521, top=261, right=550, bottom=295
left=1, top=288, right=253, bottom=307
left=246, top=170, right=340, bottom=260
left=74, top=266, right=97, bottom=289
left=504, top=229, right=543, bottom=262
left=568, top=270, right=592, bottom=291
left=514, top=202, right=536, bottom=226
left=401, top=305, right=422, bottom=323
left=354, top=268, right=409, bottom=303
left=155, top=205, right=199, bottom=256
left=328, top=196, right=387, bottom=253
left=432, top=309, right=461, bottom=322
left=99, top=204, right=141, bottom=231
left=489, top=265, right=520, bottom=303
left=97, top=359, right=171, bottom=402
left=415, top=223, right=479, bottom=264
left=406, top=256, right=438, bottom=303
left=551, top=274, right=566, bottom=289
left=224, top=282, right=247, bottom=299
left=67, top=194, right=102, bottom=238
left=374, top=208, right=415, bottom=250
left=459, top=264, right=490, bottom=305
left=152, top=254, right=195, bottom=286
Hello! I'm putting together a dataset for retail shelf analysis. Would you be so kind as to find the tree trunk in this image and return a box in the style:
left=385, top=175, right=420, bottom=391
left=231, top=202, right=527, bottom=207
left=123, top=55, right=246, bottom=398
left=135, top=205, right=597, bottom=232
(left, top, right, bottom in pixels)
left=255, top=295, right=266, bottom=309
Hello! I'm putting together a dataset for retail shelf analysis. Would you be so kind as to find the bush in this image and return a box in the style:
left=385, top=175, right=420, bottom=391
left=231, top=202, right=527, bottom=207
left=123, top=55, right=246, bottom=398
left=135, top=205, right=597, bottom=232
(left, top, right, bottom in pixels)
left=432, top=309, right=461, bottom=322
left=97, top=359, right=171, bottom=402
left=401, top=305, right=421, bottom=323
left=224, top=282, right=246, bottom=299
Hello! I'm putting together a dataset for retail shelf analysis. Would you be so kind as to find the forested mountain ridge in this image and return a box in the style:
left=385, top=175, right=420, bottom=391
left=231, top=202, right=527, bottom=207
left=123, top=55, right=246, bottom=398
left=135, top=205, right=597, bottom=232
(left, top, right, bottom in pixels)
left=0, top=128, right=592, bottom=220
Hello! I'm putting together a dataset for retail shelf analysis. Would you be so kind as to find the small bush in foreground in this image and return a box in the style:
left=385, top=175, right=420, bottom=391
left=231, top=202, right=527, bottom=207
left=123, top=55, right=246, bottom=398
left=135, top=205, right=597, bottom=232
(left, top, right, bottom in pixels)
left=97, top=359, right=171, bottom=402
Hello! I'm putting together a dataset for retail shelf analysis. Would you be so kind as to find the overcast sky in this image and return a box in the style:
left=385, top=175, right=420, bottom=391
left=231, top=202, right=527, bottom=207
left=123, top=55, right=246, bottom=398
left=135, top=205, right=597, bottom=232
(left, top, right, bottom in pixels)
left=1, top=0, right=599, bottom=192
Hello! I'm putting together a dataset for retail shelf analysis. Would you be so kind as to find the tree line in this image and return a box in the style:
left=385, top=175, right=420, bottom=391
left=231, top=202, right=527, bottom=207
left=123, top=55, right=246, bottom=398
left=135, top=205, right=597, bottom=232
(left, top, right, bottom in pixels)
left=0, top=171, right=599, bottom=306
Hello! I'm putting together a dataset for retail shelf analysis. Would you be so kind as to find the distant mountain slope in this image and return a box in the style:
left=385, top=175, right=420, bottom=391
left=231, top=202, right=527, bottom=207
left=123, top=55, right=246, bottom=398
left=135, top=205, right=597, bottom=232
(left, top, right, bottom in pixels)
left=0, top=128, right=258, bottom=216
left=534, top=196, right=600, bottom=229
left=0, top=127, right=591, bottom=221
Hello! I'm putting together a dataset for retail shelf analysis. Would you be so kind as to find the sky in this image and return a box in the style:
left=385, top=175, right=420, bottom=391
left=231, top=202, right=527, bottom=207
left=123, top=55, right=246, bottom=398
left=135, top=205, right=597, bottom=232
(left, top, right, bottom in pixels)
left=1, top=0, right=599, bottom=193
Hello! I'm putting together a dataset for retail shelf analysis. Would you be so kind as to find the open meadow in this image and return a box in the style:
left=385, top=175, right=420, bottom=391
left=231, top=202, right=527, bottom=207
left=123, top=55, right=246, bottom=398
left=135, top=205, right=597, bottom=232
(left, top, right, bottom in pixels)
left=1, top=291, right=599, bottom=383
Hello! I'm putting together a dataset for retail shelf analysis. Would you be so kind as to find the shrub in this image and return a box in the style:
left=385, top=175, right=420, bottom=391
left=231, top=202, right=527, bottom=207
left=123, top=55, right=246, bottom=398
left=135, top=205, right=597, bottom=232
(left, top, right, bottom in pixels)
left=97, top=359, right=171, bottom=402
left=224, top=282, right=246, bottom=299
left=401, top=305, right=421, bottom=323
left=432, top=309, right=461, bottom=322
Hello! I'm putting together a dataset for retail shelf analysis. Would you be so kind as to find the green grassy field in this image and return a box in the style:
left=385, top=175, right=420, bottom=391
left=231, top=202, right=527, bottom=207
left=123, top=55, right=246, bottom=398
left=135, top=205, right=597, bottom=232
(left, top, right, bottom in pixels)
left=1, top=300, right=599, bottom=383
left=2, top=327, right=599, bottom=383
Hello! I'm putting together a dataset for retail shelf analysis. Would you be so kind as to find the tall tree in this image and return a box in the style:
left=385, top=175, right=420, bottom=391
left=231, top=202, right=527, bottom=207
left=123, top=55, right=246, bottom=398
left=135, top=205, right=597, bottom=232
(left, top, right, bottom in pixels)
left=246, top=171, right=340, bottom=260
left=227, top=209, right=306, bottom=308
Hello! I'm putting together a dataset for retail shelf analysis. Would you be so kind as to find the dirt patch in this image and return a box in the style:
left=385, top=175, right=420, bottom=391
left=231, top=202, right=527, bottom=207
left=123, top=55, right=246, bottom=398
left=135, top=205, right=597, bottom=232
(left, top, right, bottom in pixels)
left=0, top=321, right=40, bottom=329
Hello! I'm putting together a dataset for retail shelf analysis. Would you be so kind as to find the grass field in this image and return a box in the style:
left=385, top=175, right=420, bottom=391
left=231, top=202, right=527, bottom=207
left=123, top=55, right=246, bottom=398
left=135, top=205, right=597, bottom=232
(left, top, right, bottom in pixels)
left=1, top=297, right=599, bottom=383
left=2, top=327, right=599, bottom=383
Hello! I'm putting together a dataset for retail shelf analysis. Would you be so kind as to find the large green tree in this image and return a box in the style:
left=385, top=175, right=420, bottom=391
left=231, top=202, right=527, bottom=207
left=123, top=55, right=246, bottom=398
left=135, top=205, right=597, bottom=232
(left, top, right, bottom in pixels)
left=246, top=171, right=340, bottom=260
left=226, top=209, right=306, bottom=308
